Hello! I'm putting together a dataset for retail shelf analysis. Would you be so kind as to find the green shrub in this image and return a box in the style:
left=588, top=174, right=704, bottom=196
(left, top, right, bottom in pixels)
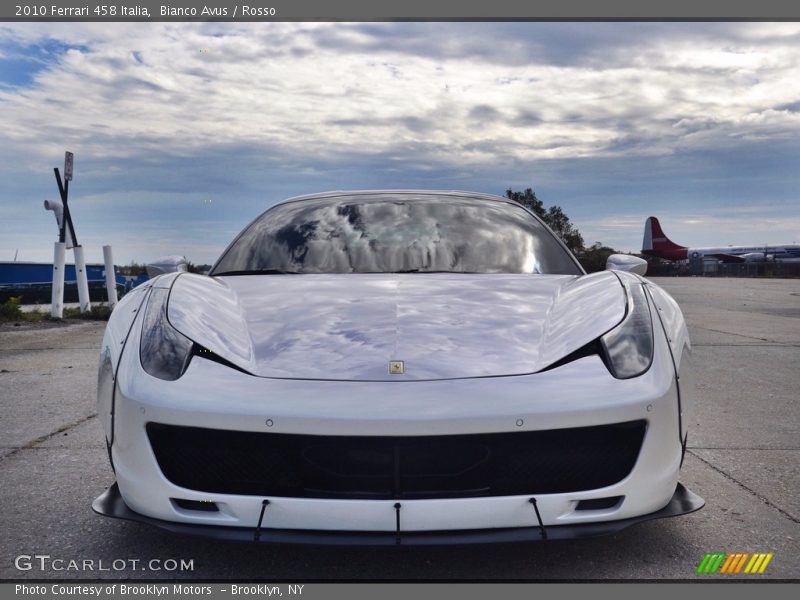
left=0, top=297, right=23, bottom=321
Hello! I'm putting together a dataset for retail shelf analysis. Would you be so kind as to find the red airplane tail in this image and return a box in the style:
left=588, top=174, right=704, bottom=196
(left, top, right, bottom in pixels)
left=642, top=217, right=688, bottom=261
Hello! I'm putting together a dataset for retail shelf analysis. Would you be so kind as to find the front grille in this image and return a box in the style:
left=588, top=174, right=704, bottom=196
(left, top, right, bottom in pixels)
left=147, top=421, right=646, bottom=500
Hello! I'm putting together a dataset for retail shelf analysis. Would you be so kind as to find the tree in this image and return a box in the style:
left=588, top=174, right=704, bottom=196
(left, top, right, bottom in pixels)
left=505, top=188, right=584, bottom=254
left=544, top=205, right=584, bottom=254
left=118, top=261, right=146, bottom=276
left=505, top=188, right=544, bottom=218
left=577, top=242, right=618, bottom=273
left=186, top=262, right=212, bottom=274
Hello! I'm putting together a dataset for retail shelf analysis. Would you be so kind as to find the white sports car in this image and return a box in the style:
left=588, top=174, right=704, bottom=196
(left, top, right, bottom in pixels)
left=94, top=190, right=703, bottom=544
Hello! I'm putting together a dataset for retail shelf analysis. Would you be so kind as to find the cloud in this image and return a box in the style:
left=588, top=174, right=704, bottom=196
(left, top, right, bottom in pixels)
left=0, top=22, right=798, bottom=261
left=3, top=22, right=800, bottom=167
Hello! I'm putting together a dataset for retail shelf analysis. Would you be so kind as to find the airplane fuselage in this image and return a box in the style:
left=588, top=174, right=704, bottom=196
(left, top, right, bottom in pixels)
left=686, top=245, right=800, bottom=262
left=642, top=216, right=800, bottom=262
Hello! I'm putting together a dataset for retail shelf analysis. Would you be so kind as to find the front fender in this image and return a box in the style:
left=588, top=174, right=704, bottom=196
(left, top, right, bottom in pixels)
left=644, top=280, right=692, bottom=442
left=97, top=286, right=151, bottom=441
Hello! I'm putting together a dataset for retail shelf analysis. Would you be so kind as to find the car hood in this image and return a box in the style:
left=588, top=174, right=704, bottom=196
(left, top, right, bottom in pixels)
left=167, top=272, right=626, bottom=381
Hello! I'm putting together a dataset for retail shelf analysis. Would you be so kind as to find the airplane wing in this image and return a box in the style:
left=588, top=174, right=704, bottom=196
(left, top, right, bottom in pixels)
left=707, top=253, right=746, bottom=263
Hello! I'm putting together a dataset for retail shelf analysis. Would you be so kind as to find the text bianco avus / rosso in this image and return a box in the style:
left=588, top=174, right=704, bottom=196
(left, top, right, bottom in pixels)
left=160, top=5, right=277, bottom=16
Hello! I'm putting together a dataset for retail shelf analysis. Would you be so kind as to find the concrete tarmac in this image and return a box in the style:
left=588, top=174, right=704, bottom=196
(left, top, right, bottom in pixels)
left=1, top=277, right=798, bottom=580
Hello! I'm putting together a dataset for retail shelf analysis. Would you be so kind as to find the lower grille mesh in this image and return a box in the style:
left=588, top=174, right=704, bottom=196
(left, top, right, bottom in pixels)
left=147, top=421, right=646, bottom=500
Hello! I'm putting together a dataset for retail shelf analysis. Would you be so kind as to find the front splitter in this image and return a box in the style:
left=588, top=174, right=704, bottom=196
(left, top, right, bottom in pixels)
left=92, top=483, right=703, bottom=546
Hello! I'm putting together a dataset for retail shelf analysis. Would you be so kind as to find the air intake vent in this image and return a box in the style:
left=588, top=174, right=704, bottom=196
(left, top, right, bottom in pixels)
left=148, top=421, right=646, bottom=500
left=539, top=339, right=605, bottom=372
left=575, top=496, right=623, bottom=511
left=171, top=498, right=219, bottom=512
left=191, top=343, right=251, bottom=375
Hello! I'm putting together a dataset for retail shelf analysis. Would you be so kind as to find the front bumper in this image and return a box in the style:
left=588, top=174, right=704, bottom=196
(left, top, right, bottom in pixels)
left=98, top=299, right=697, bottom=535
left=93, top=482, right=703, bottom=545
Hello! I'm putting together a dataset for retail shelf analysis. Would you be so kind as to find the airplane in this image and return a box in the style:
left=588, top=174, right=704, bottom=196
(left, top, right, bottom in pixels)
left=641, top=216, right=800, bottom=263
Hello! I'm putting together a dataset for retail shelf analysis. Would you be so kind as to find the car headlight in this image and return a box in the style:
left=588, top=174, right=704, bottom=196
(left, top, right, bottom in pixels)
left=140, top=287, right=193, bottom=381
left=601, top=283, right=654, bottom=379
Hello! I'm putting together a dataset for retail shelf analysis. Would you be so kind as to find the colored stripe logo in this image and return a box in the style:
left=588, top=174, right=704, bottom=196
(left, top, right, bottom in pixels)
left=696, top=552, right=773, bottom=574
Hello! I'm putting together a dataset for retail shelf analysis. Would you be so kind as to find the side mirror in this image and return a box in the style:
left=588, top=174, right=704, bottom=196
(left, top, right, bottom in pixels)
left=606, top=254, right=648, bottom=276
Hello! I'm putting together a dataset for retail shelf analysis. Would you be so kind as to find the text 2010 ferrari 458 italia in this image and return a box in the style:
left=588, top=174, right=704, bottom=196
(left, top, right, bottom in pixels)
left=94, top=190, right=703, bottom=544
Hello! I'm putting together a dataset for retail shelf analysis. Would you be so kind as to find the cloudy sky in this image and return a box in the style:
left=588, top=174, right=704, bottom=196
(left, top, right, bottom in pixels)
left=1, top=22, right=799, bottom=265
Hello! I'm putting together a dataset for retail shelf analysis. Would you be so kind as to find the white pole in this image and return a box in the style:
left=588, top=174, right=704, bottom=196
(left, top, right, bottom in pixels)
left=44, top=200, right=75, bottom=249
left=51, top=242, right=66, bottom=319
left=103, top=245, right=118, bottom=308
left=73, top=245, right=92, bottom=313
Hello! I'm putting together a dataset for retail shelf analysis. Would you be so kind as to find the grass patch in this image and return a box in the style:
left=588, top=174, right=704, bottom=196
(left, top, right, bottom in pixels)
left=62, top=304, right=112, bottom=320
left=1, top=297, right=112, bottom=323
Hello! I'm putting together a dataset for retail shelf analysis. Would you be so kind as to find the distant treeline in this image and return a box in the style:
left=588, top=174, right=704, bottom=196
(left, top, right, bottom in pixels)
left=117, top=261, right=211, bottom=275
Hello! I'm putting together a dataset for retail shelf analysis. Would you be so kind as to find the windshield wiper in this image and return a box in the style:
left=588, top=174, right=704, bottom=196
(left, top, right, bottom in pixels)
left=213, top=269, right=302, bottom=276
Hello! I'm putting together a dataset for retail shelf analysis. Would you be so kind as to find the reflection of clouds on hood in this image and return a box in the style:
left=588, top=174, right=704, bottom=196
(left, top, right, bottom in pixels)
left=214, top=194, right=581, bottom=275
left=217, top=272, right=624, bottom=380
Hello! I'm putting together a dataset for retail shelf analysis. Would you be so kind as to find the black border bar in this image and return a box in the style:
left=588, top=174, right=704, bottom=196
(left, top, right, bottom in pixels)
left=4, top=1, right=800, bottom=21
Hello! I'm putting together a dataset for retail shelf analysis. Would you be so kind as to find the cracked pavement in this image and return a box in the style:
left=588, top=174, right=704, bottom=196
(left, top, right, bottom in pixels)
left=0, top=277, right=798, bottom=580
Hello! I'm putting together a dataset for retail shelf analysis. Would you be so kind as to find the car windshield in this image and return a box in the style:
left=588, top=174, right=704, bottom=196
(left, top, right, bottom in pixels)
left=211, top=193, right=583, bottom=275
